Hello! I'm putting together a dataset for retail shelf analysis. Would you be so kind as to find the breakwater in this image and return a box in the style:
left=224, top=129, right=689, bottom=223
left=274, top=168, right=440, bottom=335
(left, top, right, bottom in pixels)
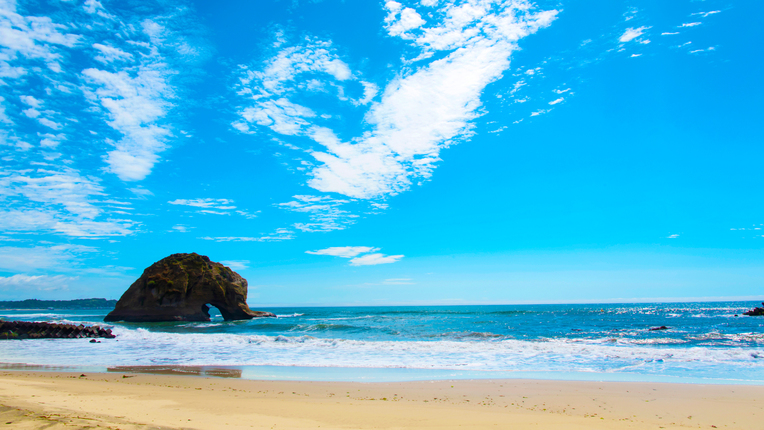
left=0, top=320, right=115, bottom=340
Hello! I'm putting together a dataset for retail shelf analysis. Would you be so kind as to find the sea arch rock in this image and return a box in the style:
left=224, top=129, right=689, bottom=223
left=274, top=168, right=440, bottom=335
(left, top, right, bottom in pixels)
left=104, top=253, right=274, bottom=322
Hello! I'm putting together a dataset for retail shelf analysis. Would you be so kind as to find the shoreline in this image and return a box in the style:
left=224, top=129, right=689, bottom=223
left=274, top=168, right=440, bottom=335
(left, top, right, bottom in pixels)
left=2, top=361, right=763, bottom=386
left=1, top=370, right=762, bottom=429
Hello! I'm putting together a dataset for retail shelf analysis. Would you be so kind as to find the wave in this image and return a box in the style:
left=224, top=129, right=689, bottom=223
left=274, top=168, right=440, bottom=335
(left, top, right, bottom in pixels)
left=276, top=313, right=305, bottom=318
left=2, top=327, right=761, bottom=378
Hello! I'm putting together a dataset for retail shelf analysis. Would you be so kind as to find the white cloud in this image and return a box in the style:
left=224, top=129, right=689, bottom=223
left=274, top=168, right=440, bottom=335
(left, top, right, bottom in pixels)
left=0, top=96, right=10, bottom=124
left=37, top=117, right=62, bottom=129
left=22, top=108, right=40, bottom=118
left=0, top=168, right=103, bottom=218
left=169, top=199, right=257, bottom=219
left=0, top=274, right=77, bottom=291
left=38, top=133, right=65, bottom=149
left=0, top=1, right=209, bottom=242
left=619, top=26, right=650, bottom=43
left=0, top=168, right=136, bottom=237
left=306, top=245, right=404, bottom=266
left=548, top=97, right=564, bottom=105
left=220, top=260, right=250, bottom=271
left=82, top=66, right=173, bottom=181
left=0, top=244, right=96, bottom=272
left=170, top=224, right=191, bottom=233
left=689, top=47, right=716, bottom=55
left=235, top=1, right=558, bottom=200
left=236, top=209, right=260, bottom=219
left=661, top=32, right=679, bottom=36
left=278, top=195, right=357, bottom=232
left=384, top=1, right=426, bottom=37
left=692, top=11, right=720, bottom=18
left=77, top=3, right=208, bottom=183
left=200, top=228, right=294, bottom=242
left=20, top=95, right=42, bottom=107
left=667, top=234, right=679, bottom=239
left=681, top=22, right=701, bottom=27
left=350, top=253, right=404, bottom=266
left=169, top=198, right=236, bottom=210
left=306, top=246, right=380, bottom=258
left=128, top=187, right=153, bottom=197
left=0, top=2, right=80, bottom=78
left=92, top=43, right=134, bottom=63
left=198, top=209, right=230, bottom=215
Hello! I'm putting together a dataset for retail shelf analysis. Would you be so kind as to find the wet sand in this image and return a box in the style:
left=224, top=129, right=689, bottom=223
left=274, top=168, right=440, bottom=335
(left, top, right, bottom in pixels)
left=0, top=370, right=761, bottom=429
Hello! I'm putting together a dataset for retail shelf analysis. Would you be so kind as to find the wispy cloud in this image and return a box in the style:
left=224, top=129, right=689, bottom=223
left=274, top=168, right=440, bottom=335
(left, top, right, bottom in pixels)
left=169, top=198, right=237, bottom=210
left=691, top=11, right=720, bottom=18
left=80, top=4, right=208, bottom=182
left=278, top=195, right=357, bottom=232
left=0, top=274, right=77, bottom=291
left=0, top=244, right=96, bottom=272
left=306, top=246, right=379, bottom=258
left=220, top=260, right=250, bottom=271
left=200, top=228, right=294, bottom=242
left=619, top=26, right=650, bottom=43
left=349, top=253, right=404, bottom=266
left=689, top=47, right=716, bottom=55
left=234, top=0, right=557, bottom=201
left=169, top=198, right=262, bottom=219
left=0, top=168, right=136, bottom=237
left=306, top=245, right=404, bottom=266
left=0, top=0, right=209, bottom=241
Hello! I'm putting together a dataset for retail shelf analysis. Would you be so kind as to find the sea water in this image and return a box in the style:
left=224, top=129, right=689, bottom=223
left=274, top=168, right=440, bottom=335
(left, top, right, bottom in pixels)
left=1, top=302, right=762, bottom=383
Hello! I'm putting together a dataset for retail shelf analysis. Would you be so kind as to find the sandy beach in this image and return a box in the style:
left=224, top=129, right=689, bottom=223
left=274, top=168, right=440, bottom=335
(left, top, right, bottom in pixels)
left=0, top=371, right=761, bottom=429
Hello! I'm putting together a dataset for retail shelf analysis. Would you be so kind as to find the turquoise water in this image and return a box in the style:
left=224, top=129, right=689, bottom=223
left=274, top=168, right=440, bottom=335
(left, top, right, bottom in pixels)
left=1, top=302, right=762, bottom=383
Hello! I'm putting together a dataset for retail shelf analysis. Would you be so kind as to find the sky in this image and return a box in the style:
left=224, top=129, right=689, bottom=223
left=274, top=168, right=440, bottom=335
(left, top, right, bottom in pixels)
left=0, top=0, right=762, bottom=306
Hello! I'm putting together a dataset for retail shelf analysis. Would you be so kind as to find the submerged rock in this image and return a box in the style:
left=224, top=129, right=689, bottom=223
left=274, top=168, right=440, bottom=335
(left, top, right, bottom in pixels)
left=104, top=253, right=274, bottom=322
left=743, top=303, right=764, bottom=316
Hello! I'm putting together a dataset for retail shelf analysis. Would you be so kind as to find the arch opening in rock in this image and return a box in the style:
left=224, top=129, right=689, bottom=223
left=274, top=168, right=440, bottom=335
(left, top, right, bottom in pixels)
left=201, top=303, right=237, bottom=321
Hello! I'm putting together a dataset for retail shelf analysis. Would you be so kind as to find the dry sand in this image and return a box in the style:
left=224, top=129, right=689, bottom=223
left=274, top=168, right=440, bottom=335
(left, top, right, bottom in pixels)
left=0, top=370, right=761, bottom=429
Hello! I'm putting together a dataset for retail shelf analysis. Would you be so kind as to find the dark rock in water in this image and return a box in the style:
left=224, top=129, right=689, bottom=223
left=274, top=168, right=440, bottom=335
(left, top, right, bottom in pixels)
left=743, top=303, right=764, bottom=316
left=0, top=321, right=115, bottom=340
left=649, top=326, right=669, bottom=331
left=104, top=253, right=274, bottom=322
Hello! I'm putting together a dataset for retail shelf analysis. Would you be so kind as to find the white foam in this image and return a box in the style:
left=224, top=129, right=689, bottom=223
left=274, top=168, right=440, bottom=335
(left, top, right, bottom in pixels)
left=2, top=327, right=761, bottom=379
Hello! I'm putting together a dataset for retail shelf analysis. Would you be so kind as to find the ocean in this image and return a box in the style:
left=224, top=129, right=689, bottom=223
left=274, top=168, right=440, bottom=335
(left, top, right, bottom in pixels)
left=1, top=302, right=762, bottom=384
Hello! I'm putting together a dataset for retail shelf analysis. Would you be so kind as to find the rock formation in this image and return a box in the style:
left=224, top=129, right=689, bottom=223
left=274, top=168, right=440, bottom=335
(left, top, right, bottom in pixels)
left=743, top=303, right=764, bottom=316
left=0, top=321, right=115, bottom=340
left=104, top=253, right=274, bottom=322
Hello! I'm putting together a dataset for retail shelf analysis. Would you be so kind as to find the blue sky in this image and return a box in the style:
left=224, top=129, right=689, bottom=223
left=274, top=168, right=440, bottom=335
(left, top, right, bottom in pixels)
left=0, top=0, right=762, bottom=305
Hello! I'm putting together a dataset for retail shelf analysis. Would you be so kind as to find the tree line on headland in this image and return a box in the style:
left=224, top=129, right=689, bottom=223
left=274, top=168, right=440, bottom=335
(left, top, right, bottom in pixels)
left=0, top=299, right=117, bottom=310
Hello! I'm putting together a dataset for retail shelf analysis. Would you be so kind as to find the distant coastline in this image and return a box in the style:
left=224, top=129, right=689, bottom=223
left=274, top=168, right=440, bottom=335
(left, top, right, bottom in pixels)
left=0, top=299, right=117, bottom=310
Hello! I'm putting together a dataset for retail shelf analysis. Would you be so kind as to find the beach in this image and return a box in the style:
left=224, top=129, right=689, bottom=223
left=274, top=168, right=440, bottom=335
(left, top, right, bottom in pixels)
left=1, top=371, right=761, bottom=429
